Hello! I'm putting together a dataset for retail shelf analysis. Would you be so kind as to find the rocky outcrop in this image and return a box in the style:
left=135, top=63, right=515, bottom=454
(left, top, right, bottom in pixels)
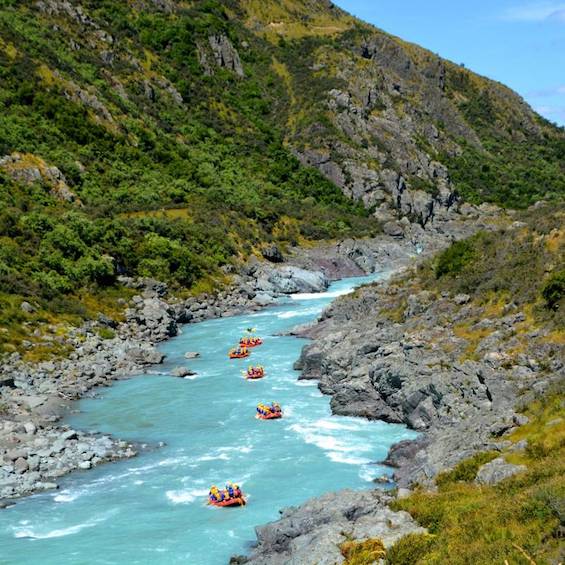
left=0, top=423, right=136, bottom=500
left=208, top=34, right=245, bottom=77
left=292, top=224, right=563, bottom=488
left=0, top=153, right=79, bottom=203
left=475, top=457, right=527, bottom=486
left=237, top=490, right=424, bottom=565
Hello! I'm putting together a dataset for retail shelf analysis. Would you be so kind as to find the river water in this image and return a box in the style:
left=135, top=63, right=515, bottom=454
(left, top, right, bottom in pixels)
left=0, top=273, right=417, bottom=564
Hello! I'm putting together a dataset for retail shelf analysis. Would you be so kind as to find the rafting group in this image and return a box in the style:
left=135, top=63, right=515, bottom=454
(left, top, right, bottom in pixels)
left=208, top=482, right=245, bottom=507
left=244, top=365, right=265, bottom=380
left=256, top=402, right=282, bottom=420
left=213, top=328, right=283, bottom=507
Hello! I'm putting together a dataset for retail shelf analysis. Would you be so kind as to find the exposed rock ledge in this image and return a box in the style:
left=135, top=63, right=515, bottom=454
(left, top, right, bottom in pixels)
left=232, top=490, right=424, bottom=565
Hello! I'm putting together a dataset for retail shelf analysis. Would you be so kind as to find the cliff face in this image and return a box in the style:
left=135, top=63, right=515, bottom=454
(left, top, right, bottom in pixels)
left=235, top=0, right=564, bottom=220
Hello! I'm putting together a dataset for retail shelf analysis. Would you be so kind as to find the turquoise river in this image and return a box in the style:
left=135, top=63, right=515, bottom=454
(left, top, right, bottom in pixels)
left=0, top=273, right=417, bottom=564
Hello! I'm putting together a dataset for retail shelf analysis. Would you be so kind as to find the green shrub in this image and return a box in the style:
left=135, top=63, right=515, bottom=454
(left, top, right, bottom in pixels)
left=97, top=327, right=115, bottom=340
left=340, top=538, right=386, bottom=565
left=435, top=451, right=498, bottom=487
left=434, top=238, right=476, bottom=279
left=541, top=270, right=565, bottom=310
left=385, top=533, right=435, bottom=565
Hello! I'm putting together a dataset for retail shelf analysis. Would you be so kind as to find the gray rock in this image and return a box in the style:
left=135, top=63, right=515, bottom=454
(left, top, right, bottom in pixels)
left=20, top=301, right=36, bottom=313
left=252, top=292, right=276, bottom=307
left=475, top=457, right=527, bottom=485
left=14, top=458, right=29, bottom=474
left=243, top=490, right=424, bottom=565
left=208, top=34, right=244, bottom=77
left=23, top=422, right=37, bottom=435
left=183, top=351, right=200, bottom=359
left=261, top=244, right=284, bottom=263
left=171, top=367, right=196, bottom=378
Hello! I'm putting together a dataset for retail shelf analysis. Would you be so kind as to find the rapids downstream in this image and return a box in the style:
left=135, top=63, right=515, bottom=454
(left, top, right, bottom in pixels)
left=0, top=273, right=417, bottom=564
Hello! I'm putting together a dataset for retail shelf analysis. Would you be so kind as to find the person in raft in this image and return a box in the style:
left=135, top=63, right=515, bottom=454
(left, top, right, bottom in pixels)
left=209, top=483, right=241, bottom=502
left=256, top=402, right=281, bottom=416
left=227, top=482, right=242, bottom=498
left=240, top=336, right=261, bottom=347
left=209, top=485, right=223, bottom=503
left=247, top=365, right=264, bottom=377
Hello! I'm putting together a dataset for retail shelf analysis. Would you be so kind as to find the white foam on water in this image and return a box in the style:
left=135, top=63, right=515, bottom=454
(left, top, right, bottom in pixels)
left=166, top=488, right=209, bottom=505
left=14, top=524, right=91, bottom=540
left=327, top=452, right=369, bottom=465
left=13, top=512, right=112, bottom=540
left=313, top=418, right=360, bottom=432
left=134, top=480, right=144, bottom=486
left=293, top=380, right=318, bottom=387
left=359, top=465, right=383, bottom=482
left=277, top=306, right=319, bottom=319
left=53, top=490, right=80, bottom=503
left=196, top=453, right=230, bottom=462
left=183, top=375, right=198, bottom=380
left=290, top=288, right=354, bottom=301
left=290, top=424, right=357, bottom=452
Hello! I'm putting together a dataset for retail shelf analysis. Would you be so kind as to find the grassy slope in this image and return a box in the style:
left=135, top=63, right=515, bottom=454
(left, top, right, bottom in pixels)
left=238, top=0, right=565, bottom=209
left=387, top=392, right=565, bottom=565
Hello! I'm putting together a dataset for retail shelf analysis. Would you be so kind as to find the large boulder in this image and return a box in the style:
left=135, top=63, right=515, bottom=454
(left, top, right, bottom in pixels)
left=475, top=457, right=526, bottom=485
left=266, top=266, right=329, bottom=294
left=242, top=489, right=424, bottom=565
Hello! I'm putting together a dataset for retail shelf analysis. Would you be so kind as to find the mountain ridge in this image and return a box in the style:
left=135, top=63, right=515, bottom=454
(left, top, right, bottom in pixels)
left=0, top=0, right=563, bottom=356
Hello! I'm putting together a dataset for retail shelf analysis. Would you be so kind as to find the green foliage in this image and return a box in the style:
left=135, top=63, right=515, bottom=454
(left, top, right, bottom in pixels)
left=541, top=270, right=565, bottom=310
left=340, top=538, right=386, bottom=565
left=434, top=238, right=476, bottom=279
left=443, top=66, right=565, bottom=208
left=389, top=393, right=565, bottom=565
left=97, top=327, right=115, bottom=340
left=0, top=1, right=381, bottom=355
left=385, top=533, right=435, bottom=565
left=422, top=204, right=564, bottom=328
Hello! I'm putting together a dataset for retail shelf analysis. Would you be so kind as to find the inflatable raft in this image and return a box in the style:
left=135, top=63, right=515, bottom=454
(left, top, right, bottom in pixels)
left=209, top=496, right=246, bottom=508
left=256, top=411, right=282, bottom=420
left=229, top=349, right=249, bottom=359
left=239, top=337, right=263, bottom=348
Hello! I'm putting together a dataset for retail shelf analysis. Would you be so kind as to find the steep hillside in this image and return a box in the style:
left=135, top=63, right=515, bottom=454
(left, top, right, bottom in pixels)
left=0, top=0, right=563, bottom=356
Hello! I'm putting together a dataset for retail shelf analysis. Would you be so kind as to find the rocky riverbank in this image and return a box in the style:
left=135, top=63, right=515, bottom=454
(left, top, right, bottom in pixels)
left=0, top=232, right=412, bottom=503
left=236, top=209, right=564, bottom=564
left=231, top=490, right=425, bottom=565
left=0, top=203, right=502, bottom=504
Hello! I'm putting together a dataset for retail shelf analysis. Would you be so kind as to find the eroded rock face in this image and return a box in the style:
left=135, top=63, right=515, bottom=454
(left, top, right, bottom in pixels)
left=0, top=153, right=78, bottom=203
left=208, top=34, right=244, bottom=77
left=239, top=490, right=425, bottom=565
